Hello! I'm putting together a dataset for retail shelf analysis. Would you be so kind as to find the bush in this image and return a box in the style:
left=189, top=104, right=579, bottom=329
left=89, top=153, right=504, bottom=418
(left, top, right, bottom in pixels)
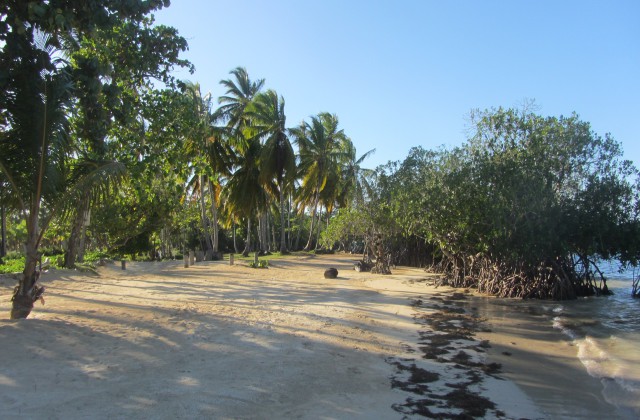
left=249, top=260, right=269, bottom=269
left=0, top=255, right=25, bottom=274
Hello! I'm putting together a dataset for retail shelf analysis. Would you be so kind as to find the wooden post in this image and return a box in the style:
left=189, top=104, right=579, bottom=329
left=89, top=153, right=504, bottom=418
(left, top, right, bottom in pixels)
left=229, top=253, right=234, bottom=266
left=184, top=253, right=189, bottom=268
left=121, top=259, right=126, bottom=270
left=189, top=250, right=195, bottom=266
left=254, top=252, right=259, bottom=266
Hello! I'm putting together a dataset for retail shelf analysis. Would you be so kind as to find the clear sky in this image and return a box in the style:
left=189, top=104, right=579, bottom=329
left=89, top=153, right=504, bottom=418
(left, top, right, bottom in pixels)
left=155, top=0, right=639, bottom=170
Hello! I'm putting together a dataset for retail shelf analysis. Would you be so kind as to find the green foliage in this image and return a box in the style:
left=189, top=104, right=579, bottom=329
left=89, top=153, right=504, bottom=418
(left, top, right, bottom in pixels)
left=377, top=107, right=640, bottom=298
left=0, top=255, right=25, bottom=274
left=0, top=0, right=192, bottom=317
left=83, top=250, right=112, bottom=263
left=320, top=207, right=371, bottom=250
left=249, top=259, right=269, bottom=269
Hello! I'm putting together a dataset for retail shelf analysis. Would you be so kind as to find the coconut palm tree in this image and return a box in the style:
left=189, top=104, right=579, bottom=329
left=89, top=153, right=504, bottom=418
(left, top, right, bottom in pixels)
left=291, top=113, right=351, bottom=250
left=246, top=90, right=295, bottom=253
left=216, top=67, right=265, bottom=138
left=222, top=136, right=275, bottom=256
left=215, top=68, right=266, bottom=254
left=0, top=32, right=124, bottom=318
left=337, top=143, right=377, bottom=208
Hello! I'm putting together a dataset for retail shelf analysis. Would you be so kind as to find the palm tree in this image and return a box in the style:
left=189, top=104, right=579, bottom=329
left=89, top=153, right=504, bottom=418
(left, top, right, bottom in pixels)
left=0, top=32, right=124, bottom=318
left=246, top=90, right=296, bottom=253
left=215, top=68, right=266, bottom=254
left=182, top=82, right=217, bottom=253
left=222, top=137, right=275, bottom=256
left=291, top=113, right=351, bottom=250
left=216, top=67, right=265, bottom=137
left=337, top=143, right=377, bottom=208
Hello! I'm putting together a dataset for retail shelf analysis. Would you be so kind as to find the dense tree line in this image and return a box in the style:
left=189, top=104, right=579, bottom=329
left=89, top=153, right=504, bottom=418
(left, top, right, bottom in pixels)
left=324, top=107, right=640, bottom=299
left=0, top=1, right=373, bottom=318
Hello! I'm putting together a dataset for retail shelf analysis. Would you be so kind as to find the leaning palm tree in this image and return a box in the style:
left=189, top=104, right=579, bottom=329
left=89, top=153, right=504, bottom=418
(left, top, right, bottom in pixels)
left=0, top=33, right=124, bottom=318
left=291, top=113, right=351, bottom=250
left=246, top=90, right=296, bottom=253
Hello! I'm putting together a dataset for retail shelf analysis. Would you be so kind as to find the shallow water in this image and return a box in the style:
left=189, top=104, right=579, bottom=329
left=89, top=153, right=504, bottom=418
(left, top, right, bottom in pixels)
left=470, top=262, right=640, bottom=419
left=551, top=274, right=640, bottom=419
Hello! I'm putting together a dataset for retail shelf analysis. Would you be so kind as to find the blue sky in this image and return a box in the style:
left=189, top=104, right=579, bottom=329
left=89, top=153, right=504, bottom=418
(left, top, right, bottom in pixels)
left=155, top=0, right=639, bottom=169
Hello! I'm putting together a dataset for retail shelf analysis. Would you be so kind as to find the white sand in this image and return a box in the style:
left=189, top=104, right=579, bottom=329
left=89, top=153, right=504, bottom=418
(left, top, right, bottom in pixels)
left=0, top=254, right=541, bottom=419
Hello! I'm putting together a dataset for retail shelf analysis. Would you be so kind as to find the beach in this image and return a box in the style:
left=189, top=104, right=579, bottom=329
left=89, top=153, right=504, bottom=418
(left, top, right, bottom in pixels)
left=0, top=253, right=632, bottom=418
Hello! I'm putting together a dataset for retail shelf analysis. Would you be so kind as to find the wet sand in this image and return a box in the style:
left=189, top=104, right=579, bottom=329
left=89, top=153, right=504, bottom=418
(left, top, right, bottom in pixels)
left=468, top=295, right=632, bottom=419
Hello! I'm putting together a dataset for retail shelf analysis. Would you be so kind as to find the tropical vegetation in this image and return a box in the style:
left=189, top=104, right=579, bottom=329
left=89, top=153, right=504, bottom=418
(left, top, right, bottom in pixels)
left=2, top=2, right=640, bottom=322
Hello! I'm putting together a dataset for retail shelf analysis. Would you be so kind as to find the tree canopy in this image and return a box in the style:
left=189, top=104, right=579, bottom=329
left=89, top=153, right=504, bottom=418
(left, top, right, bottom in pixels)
left=354, top=108, right=640, bottom=299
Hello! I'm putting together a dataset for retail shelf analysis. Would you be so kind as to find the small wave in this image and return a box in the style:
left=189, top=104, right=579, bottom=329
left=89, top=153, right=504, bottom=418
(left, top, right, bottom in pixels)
left=576, top=336, right=611, bottom=379
left=552, top=316, right=578, bottom=339
left=559, top=331, right=640, bottom=417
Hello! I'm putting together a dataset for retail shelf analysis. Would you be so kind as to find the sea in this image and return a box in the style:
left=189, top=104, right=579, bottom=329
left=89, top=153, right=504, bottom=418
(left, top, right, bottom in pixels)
left=548, top=261, right=640, bottom=418
left=470, top=261, right=640, bottom=418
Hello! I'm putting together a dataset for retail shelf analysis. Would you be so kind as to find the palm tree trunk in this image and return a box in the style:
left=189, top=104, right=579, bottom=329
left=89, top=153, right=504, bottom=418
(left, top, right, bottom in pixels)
left=76, top=208, right=90, bottom=263
left=208, top=180, right=219, bottom=254
left=242, top=217, right=252, bottom=257
left=303, top=194, right=319, bottom=251
left=257, top=216, right=264, bottom=253
left=233, top=219, right=239, bottom=254
left=278, top=184, right=287, bottom=253
left=314, top=205, right=323, bottom=249
left=199, top=175, right=213, bottom=252
left=257, top=215, right=263, bottom=253
left=270, top=212, right=276, bottom=251
left=287, top=192, right=292, bottom=251
left=11, top=208, right=41, bottom=319
left=260, top=213, right=268, bottom=253
left=294, top=211, right=304, bottom=251
left=1, top=204, right=6, bottom=259
left=64, top=196, right=90, bottom=268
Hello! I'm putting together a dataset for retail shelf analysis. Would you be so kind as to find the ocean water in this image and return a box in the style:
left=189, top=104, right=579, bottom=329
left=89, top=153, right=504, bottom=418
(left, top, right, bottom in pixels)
left=464, top=260, right=640, bottom=418
left=550, top=262, right=640, bottom=419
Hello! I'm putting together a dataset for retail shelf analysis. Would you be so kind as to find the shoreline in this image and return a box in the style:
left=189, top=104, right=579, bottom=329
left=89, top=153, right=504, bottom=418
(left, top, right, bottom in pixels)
left=467, top=293, right=636, bottom=419
left=0, top=254, right=632, bottom=418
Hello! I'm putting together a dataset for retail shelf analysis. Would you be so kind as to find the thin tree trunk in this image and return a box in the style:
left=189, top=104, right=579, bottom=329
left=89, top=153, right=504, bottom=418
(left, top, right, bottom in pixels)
left=314, top=205, right=322, bottom=250
left=303, top=195, right=319, bottom=251
left=287, top=192, right=292, bottom=251
left=279, top=184, right=287, bottom=253
left=233, top=219, right=239, bottom=254
left=256, top=216, right=263, bottom=254
left=271, top=212, right=277, bottom=252
left=260, top=213, right=268, bottom=253
left=294, top=211, right=304, bottom=251
left=242, top=217, right=252, bottom=257
left=64, top=196, right=90, bottom=268
left=257, top=215, right=263, bottom=253
left=76, top=208, right=90, bottom=263
left=11, top=208, right=41, bottom=319
left=199, top=175, right=213, bottom=252
left=209, top=180, right=219, bottom=254
left=0, top=204, right=6, bottom=259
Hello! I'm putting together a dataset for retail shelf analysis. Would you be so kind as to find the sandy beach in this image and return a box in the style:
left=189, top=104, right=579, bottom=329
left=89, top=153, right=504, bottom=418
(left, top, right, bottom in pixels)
left=0, top=253, right=621, bottom=419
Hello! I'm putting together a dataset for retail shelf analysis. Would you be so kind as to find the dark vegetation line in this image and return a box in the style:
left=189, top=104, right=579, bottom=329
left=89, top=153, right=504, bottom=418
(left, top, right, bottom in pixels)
left=2, top=2, right=640, bottom=318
